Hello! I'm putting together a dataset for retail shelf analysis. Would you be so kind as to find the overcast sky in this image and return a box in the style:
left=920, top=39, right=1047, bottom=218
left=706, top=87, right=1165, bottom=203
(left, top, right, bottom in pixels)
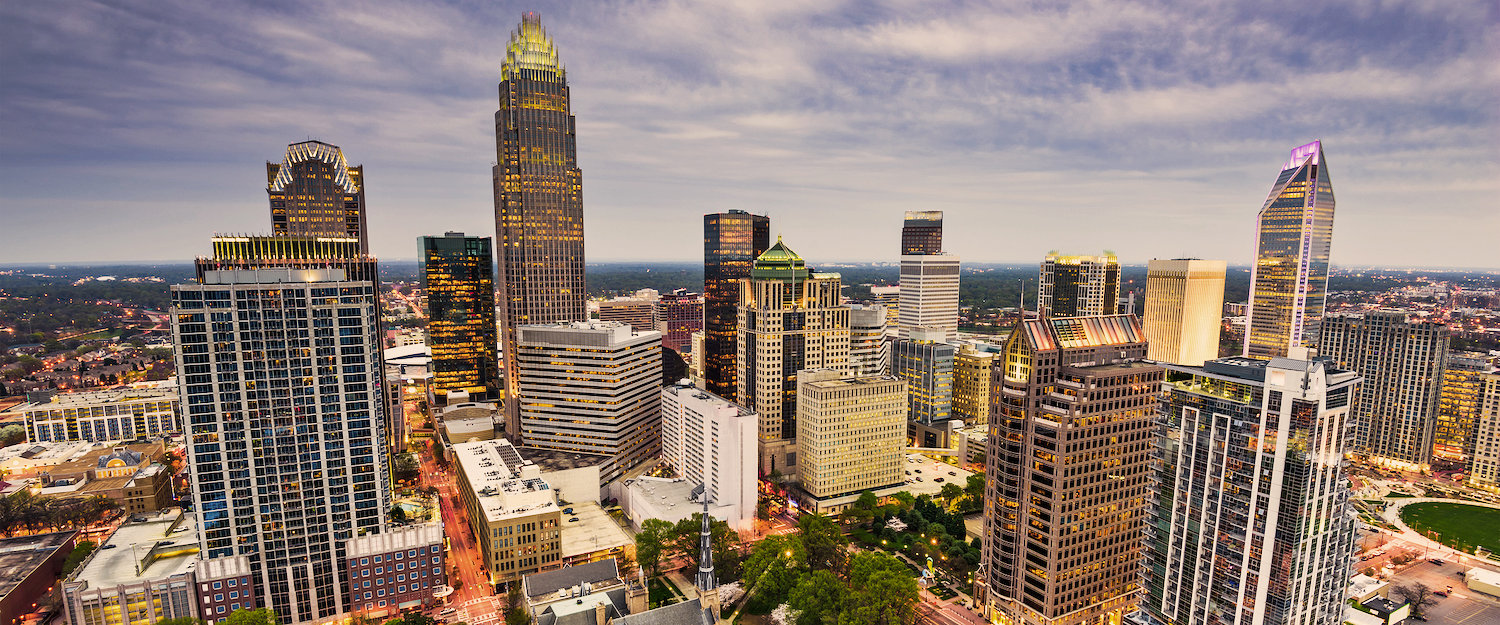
left=1, top=0, right=1496, bottom=268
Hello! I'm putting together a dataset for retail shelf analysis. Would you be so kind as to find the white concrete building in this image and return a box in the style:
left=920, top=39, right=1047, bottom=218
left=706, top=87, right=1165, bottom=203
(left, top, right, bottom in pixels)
left=898, top=254, right=960, bottom=341
left=656, top=383, right=757, bottom=530
left=849, top=304, right=889, bottom=376
left=516, top=322, right=662, bottom=483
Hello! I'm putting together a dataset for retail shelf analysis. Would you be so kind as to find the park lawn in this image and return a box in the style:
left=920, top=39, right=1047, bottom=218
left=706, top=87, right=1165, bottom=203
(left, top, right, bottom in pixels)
left=1400, top=502, right=1500, bottom=555
left=647, top=577, right=683, bottom=608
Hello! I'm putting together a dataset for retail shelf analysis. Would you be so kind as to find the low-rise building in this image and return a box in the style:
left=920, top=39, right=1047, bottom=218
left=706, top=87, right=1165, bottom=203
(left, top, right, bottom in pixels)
left=453, top=439, right=563, bottom=589
left=522, top=558, right=647, bottom=625
left=5, top=387, right=179, bottom=443
left=63, top=511, right=204, bottom=625
left=343, top=523, right=446, bottom=618
left=1, top=531, right=79, bottom=624
left=193, top=555, right=256, bottom=624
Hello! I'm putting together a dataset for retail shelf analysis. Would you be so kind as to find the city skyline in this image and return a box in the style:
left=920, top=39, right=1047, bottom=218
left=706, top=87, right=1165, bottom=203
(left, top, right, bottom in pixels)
left=2, top=1, right=1496, bottom=268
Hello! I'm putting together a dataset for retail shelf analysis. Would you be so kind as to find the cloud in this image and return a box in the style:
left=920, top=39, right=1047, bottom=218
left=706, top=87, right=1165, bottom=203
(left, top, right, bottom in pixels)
left=0, top=0, right=1495, bottom=268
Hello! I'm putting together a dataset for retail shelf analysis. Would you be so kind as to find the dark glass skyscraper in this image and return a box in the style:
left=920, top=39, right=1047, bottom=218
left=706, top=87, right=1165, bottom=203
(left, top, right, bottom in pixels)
left=704, top=210, right=770, bottom=400
left=1038, top=251, right=1120, bottom=318
left=420, top=233, right=499, bottom=405
left=493, top=13, right=587, bottom=434
left=1244, top=141, right=1335, bottom=359
left=900, top=210, right=943, bottom=255
left=268, top=140, right=368, bottom=252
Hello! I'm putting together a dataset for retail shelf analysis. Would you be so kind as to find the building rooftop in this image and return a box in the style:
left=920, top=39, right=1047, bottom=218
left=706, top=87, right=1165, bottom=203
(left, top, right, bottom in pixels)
left=453, top=439, right=558, bottom=524
left=516, top=446, right=614, bottom=474
left=1021, top=314, right=1143, bottom=351
left=72, top=510, right=198, bottom=589
left=345, top=522, right=443, bottom=558
left=614, top=597, right=713, bottom=625
left=0, top=531, right=76, bottom=600
left=1, top=387, right=178, bottom=415
left=525, top=558, right=620, bottom=600
left=560, top=501, right=632, bottom=561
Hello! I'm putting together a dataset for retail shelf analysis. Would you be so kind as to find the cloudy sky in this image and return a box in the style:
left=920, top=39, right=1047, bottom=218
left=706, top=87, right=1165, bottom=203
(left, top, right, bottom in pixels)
left=1, top=0, right=1496, bottom=268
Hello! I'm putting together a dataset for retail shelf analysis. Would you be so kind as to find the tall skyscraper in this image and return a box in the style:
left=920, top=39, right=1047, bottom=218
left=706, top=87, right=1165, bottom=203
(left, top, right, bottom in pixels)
left=1467, top=373, right=1500, bottom=492
left=900, top=210, right=943, bottom=255
left=655, top=288, right=704, bottom=353
left=494, top=13, right=588, bottom=437
left=976, top=315, right=1159, bottom=625
left=795, top=370, right=906, bottom=513
left=848, top=303, right=889, bottom=376
left=892, top=328, right=955, bottom=448
left=703, top=210, right=770, bottom=400
left=419, top=233, right=500, bottom=405
left=1319, top=310, right=1449, bottom=470
left=515, top=321, right=662, bottom=483
left=267, top=140, right=368, bottom=252
left=898, top=254, right=960, bottom=341
left=737, top=237, right=849, bottom=475
left=1143, top=356, right=1361, bottom=625
left=951, top=343, right=994, bottom=428
left=1038, top=251, right=1119, bottom=319
left=1434, top=352, right=1496, bottom=462
left=1142, top=258, right=1226, bottom=366
left=1244, top=141, right=1335, bottom=359
left=173, top=268, right=391, bottom=622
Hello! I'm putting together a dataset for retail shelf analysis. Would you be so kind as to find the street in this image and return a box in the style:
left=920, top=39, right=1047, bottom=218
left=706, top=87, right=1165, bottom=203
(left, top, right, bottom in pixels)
left=418, top=445, right=498, bottom=621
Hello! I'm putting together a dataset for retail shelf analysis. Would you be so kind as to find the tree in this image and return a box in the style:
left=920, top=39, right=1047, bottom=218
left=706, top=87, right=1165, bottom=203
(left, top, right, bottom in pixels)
left=938, top=483, right=964, bottom=509
left=797, top=514, right=847, bottom=573
left=223, top=609, right=278, bottom=625
left=635, top=518, right=674, bottom=576
left=392, top=453, right=420, bottom=483
left=1394, top=582, right=1438, bottom=618
left=154, top=618, right=203, bottom=625
left=839, top=568, right=918, bottom=625
left=788, top=570, right=845, bottom=625
left=62, top=540, right=97, bottom=574
left=0, top=424, right=24, bottom=448
left=744, top=534, right=806, bottom=605
left=389, top=506, right=408, bottom=524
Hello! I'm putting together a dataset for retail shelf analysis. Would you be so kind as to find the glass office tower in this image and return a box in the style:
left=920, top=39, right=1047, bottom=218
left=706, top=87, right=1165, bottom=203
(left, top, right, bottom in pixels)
left=420, top=233, right=500, bottom=404
left=267, top=140, right=368, bottom=252
left=704, top=210, right=770, bottom=401
left=900, top=210, right=943, bottom=255
left=1038, top=251, right=1120, bottom=318
left=1244, top=141, right=1335, bottom=359
left=493, top=13, right=588, bottom=436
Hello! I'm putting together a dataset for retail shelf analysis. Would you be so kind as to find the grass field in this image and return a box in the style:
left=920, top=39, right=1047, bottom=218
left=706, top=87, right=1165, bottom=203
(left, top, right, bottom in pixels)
left=1400, top=502, right=1500, bottom=555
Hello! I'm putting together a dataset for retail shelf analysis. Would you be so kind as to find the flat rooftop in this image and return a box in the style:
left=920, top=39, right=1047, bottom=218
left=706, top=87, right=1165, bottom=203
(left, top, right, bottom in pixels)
left=624, top=478, right=737, bottom=522
left=517, top=446, right=613, bottom=473
left=453, top=439, right=558, bottom=524
left=74, top=510, right=199, bottom=589
left=559, top=501, right=632, bottom=560
left=2, top=387, right=178, bottom=414
left=0, top=531, right=76, bottom=598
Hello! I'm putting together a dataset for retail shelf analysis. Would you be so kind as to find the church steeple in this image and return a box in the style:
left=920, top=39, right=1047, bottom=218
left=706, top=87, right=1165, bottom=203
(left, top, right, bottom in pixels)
left=695, top=489, right=716, bottom=592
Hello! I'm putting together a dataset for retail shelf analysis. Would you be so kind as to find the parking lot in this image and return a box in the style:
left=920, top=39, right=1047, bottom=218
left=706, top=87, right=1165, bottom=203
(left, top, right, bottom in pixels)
left=1384, top=558, right=1500, bottom=623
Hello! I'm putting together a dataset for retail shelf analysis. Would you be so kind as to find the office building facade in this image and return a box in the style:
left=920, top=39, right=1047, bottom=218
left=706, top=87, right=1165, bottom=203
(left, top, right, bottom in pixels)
left=660, top=383, right=758, bottom=529
left=1318, top=311, right=1449, bottom=470
left=597, top=296, right=657, bottom=330
left=976, top=315, right=1160, bottom=625
left=951, top=344, right=994, bottom=428
left=12, top=388, right=179, bottom=443
left=892, top=329, right=955, bottom=448
left=452, top=439, right=563, bottom=587
left=172, top=268, right=391, bottom=623
left=848, top=303, right=889, bottom=376
left=494, top=13, right=589, bottom=437
left=1143, top=259, right=1226, bottom=366
left=1434, top=352, right=1495, bottom=462
left=515, top=322, right=662, bottom=482
left=901, top=210, right=943, bottom=255
left=868, top=284, right=901, bottom=329
left=1038, top=251, right=1120, bottom=319
left=737, top=238, right=850, bottom=476
left=420, top=233, right=500, bottom=404
left=795, top=370, right=906, bottom=512
left=703, top=210, right=771, bottom=401
left=898, top=254, right=960, bottom=341
left=1143, top=356, right=1361, bottom=625
left=1244, top=141, right=1335, bottom=359
left=655, top=288, right=704, bottom=353
left=267, top=141, right=368, bottom=251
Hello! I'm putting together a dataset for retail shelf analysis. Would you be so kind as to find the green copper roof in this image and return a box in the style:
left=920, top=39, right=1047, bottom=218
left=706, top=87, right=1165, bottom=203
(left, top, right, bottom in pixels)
left=752, top=236, right=810, bottom=280
left=501, top=13, right=562, bottom=82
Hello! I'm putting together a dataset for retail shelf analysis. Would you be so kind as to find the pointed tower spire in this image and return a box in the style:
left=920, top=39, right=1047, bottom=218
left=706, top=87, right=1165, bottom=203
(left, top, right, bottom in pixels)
left=696, top=488, right=717, bottom=593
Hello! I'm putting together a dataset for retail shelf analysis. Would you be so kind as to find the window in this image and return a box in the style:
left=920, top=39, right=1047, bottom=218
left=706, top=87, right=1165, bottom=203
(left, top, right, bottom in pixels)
left=213, top=582, right=222, bottom=590
left=360, top=557, right=369, bottom=565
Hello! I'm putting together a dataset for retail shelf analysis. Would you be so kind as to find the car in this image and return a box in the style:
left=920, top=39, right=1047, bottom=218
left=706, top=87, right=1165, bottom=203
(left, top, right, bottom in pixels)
left=1433, top=590, right=1448, bottom=598
left=1429, top=558, right=1445, bottom=565
left=935, top=478, right=945, bottom=482
left=101, top=544, right=118, bottom=549
left=915, top=470, right=922, bottom=473
left=569, top=517, right=580, bottom=522
left=948, top=471, right=957, bottom=476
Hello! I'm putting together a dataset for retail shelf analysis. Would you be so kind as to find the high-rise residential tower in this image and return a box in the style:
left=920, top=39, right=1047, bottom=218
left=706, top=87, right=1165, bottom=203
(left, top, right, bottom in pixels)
left=704, top=210, right=770, bottom=401
left=515, top=322, right=662, bottom=483
left=737, top=238, right=850, bottom=475
left=892, top=328, right=955, bottom=448
left=267, top=140, right=368, bottom=252
left=1143, top=259, right=1226, bottom=366
left=173, top=268, right=391, bottom=623
left=419, top=233, right=500, bottom=405
left=1244, top=141, right=1335, bottom=359
left=1038, top=251, right=1120, bottom=319
left=1319, top=310, right=1449, bottom=470
left=901, top=210, right=943, bottom=255
left=1435, top=352, right=1496, bottom=462
left=1143, top=356, right=1361, bottom=625
left=494, top=13, right=588, bottom=436
left=1468, top=373, right=1500, bottom=492
left=976, top=315, right=1160, bottom=625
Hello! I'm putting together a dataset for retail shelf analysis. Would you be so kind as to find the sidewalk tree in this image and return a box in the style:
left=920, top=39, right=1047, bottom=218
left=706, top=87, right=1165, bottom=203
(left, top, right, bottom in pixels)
left=797, top=514, right=847, bottom=573
left=788, top=570, right=844, bottom=625
left=635, top=518, right=674, bottom=576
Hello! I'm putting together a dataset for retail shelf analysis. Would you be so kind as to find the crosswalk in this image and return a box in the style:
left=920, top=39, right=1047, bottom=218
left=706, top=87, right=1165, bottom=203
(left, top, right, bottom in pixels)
left=458, top=595, right=502, bottom=625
